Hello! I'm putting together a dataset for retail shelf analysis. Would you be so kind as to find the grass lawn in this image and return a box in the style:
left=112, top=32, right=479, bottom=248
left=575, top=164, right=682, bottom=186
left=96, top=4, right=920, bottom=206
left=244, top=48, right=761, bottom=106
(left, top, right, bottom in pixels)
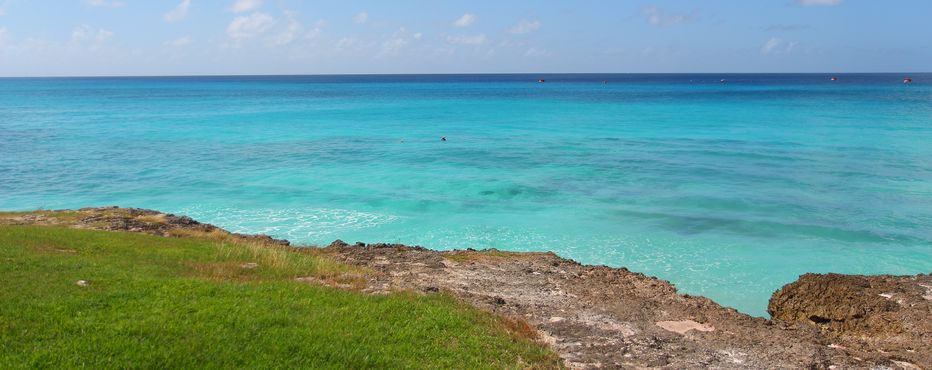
left=0, top=225, right=561, bottom=369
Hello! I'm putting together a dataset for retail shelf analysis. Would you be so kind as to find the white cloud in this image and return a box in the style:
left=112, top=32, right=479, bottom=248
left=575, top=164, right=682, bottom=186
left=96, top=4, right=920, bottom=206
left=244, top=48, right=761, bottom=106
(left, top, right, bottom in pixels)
left=273, top=16, right=302, bottom=46
left=641, top=6, right=693, bottom=27
left=452, top=13, right=476, bottom=28
left=354, top=12, right=368, bottom=24
left=797, top=0, right=841, bottom=6
left=446, top=34, right=486, bottom=46
left=227, top=12, right=275, bottom=41
left=498, top=38, right=526, bottom=48
left=761, top=37, right=797, bottom=55
left=509, top=20, right=540, bottom=34
left=71, top=25, right=114, bottom=44
left=381, top=37, right=407, bottom=54
left=524, top=47, right=549, bottom=57
left=85, top=0, right=125, bottom=8
left=71, top=26, right=91, bottom=42
left=379, top=27, right=421, bottom=56
left=96, top=29, right=114, bottom=42
left=305, top=20, right=326, bottom=39
left=335, top=37, right=357, bottom=51
left=432, top=46, right=455, bottom=56
left=164, top=0, right=191, bottom=22
left=164, top=36, right=192, bottom=47
left=230, top=0, right=262, bottom=13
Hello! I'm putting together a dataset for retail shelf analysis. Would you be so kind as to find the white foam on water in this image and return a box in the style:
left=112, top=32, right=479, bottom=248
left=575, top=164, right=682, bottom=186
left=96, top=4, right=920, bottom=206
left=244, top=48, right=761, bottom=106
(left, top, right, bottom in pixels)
left=174, top=205, right=399, bottom=244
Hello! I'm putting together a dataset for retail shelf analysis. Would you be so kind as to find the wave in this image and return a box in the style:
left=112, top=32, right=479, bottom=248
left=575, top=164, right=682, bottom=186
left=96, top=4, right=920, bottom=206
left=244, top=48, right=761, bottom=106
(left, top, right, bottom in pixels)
left=174, top=205, right=399, bottom=243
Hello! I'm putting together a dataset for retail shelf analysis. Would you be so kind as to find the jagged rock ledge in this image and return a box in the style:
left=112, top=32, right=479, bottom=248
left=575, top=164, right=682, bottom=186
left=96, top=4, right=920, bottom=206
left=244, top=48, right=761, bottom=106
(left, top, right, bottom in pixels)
left=2, top=207, right=929, bottom=369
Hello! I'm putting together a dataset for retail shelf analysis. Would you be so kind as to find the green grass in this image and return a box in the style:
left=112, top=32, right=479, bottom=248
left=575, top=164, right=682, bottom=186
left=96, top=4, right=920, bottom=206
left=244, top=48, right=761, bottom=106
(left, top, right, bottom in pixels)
left=0, top=225, right=561, bottom=369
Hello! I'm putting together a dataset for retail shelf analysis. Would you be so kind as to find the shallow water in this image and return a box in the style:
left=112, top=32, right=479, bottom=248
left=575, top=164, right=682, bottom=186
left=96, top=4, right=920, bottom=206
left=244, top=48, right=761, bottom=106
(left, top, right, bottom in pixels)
left=2, top=74, right=930, bottom=316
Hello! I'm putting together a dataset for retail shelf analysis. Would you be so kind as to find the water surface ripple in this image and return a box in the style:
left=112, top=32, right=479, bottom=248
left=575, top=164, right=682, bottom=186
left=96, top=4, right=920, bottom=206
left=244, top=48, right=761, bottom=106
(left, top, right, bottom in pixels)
left=2, top=74, right=931, bottom=316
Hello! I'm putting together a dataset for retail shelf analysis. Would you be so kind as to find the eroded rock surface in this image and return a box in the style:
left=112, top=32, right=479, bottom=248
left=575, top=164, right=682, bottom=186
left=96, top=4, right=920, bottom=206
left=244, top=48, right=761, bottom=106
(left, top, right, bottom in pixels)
left=769, top=273, right=932, bottom=368
left=322, top=241, right=929, bottom=369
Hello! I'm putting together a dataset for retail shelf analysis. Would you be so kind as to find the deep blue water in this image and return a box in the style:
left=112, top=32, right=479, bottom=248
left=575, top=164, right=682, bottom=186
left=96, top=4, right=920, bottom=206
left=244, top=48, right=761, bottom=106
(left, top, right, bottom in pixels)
left=2, top=73, right=930, bottom=316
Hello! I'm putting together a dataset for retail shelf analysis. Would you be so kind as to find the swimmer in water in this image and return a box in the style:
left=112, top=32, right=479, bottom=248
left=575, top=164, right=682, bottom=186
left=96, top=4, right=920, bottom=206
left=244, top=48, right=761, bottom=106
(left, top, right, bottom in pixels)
left=441, top=136, right=446, bottom=142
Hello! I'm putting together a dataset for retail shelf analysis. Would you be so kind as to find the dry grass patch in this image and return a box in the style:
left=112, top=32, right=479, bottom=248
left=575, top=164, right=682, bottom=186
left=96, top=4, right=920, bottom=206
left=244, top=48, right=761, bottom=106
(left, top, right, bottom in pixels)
left=89, top=207, right=139, bottom=219
left=0, top=210, right=84, bottom=224
left=165, top=227, right=230, bottom=241
left=135, top=214, right=169, bottom=224
left=32, top=244, right=79, bottom=255
left=500, top=314, right=544, bottom=342
left=167, top=228, right=370, bottom=283
left=191, top=261, right=263, bottom=281
left=295, top=272, right=369, bottom=290
left=0, top=211, right=23, bottom=220
left=445, top=249, right=552, bottom=264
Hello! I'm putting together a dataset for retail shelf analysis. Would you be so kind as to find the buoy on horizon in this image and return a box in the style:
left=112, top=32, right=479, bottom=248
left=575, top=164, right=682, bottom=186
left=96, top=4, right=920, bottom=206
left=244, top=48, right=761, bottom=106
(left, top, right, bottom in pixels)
left=538, top=79, right=546, bottom=83
left=904, top=77, right=913, bottom=84
left=720, top=79, right=726, bottom=84
left=831, top=76, right=838, bottom=82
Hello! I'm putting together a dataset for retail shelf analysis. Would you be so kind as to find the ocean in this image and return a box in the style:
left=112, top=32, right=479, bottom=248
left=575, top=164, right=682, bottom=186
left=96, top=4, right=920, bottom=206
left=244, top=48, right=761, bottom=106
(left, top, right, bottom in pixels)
left=1, top=73, right=930, bottom=316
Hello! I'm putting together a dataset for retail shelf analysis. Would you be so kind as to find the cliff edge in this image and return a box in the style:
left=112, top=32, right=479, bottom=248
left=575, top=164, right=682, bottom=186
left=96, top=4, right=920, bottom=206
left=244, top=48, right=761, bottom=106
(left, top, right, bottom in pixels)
left=2, top=207, right=928, bottom=369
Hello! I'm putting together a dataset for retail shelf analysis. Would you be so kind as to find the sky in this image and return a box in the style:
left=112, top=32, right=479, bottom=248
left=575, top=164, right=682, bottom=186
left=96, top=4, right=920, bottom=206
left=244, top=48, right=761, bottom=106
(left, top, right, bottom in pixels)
left=0, top=0, right=929, bottom=76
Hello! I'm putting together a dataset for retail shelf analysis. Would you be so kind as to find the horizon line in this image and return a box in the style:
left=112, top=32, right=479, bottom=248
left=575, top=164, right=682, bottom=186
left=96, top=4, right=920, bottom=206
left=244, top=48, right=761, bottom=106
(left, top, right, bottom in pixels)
left=1, top=71, right=928, bottom=79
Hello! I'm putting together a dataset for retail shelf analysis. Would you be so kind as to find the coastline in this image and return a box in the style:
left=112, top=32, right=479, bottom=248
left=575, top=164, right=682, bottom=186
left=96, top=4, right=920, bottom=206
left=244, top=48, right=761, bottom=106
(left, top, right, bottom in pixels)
left=2, top=206, right=929, bottom=369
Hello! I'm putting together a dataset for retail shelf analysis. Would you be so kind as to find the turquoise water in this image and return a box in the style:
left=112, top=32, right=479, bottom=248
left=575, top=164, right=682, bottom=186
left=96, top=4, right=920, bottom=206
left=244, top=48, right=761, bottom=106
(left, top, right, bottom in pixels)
left=2, top=74, right=930, bottom=316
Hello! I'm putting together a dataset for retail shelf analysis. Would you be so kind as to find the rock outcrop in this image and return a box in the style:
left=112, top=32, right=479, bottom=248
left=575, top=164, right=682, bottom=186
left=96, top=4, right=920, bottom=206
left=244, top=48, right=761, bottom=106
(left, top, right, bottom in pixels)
left=322, top=241, right=930, bottom=369
left=769, top=273, right=932, bottom=368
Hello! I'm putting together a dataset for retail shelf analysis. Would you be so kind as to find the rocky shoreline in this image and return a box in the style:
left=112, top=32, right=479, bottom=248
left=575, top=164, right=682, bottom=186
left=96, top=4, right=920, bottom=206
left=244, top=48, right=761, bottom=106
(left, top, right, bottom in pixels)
left=2, top=207, right=929, bottom=369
